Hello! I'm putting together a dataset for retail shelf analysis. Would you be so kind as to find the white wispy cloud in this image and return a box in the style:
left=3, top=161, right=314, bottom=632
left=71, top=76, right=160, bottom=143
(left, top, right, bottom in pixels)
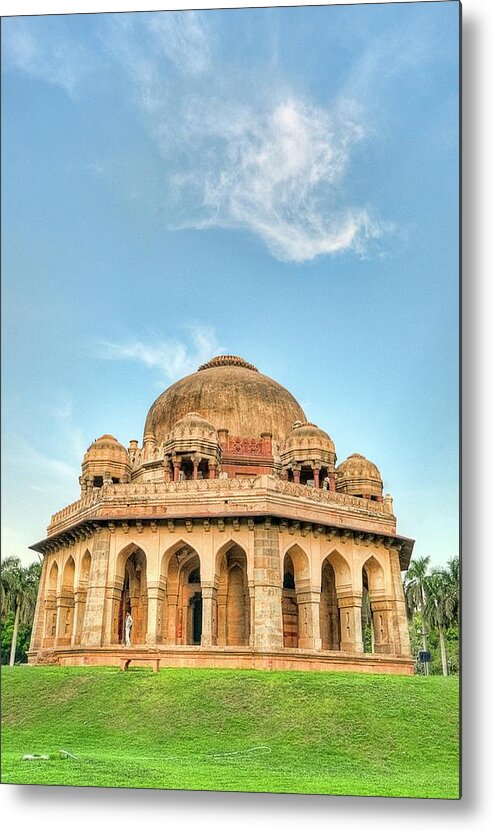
left=101, top=13, right=386, bottom=263
left=2, top=17, right=91, bottom=96
left=97, top=325, right=223, bottom=384
left=5, top=11, right=394, bottom=262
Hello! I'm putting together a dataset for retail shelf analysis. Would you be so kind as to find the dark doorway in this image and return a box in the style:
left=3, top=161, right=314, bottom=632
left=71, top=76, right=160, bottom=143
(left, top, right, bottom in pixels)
left=191, top=594, right=202, bottom=644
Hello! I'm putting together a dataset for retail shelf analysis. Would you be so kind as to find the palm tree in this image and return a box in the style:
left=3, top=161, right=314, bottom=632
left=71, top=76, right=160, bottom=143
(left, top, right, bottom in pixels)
left=404, top=556, right=431, bottom=674
left=425, top=570, right=451, bottom=676
left=1, top=557, right=41, bottom=665
left=443, top=556, right=460, bottom=626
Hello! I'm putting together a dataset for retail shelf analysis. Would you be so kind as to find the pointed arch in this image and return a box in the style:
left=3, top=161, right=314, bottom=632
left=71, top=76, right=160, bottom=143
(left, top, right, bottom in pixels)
left=321, top=548, right=352, bottom=589
left=74, top=549, right=91, bottom=645
left=161, top=541, right=202, bottom=646
left=216, top=542, right=249, bottom=646
left=111, top=543, right=148, bottom=646
left=57, top=555, right=76, bottom=645
left=281, top=546, right=310, bottom=648
left=361, top=555, right=387, bottom=654
left=284, top=543, right=310, bottom=585
left=319, top=559, right=341, bottom=650
left=42, top=559, right=59, bottom=647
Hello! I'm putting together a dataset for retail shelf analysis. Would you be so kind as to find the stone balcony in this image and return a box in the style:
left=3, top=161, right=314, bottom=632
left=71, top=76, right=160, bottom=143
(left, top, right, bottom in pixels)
left=47, top=475, right=397, bottom=539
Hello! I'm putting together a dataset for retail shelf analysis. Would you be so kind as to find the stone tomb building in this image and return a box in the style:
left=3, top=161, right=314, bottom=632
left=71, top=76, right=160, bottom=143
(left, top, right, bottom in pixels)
left=29, top=356, right=414, bottom=674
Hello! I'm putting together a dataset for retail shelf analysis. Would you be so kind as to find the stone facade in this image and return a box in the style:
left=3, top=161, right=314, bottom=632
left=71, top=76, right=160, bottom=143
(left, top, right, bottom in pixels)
left=29, top=356, right=414, bottom=674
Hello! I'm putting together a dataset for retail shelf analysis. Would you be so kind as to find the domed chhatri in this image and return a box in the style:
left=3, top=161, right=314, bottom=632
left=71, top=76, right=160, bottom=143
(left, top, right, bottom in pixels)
left=80, top=434, right=131, bottom=491
left=29, top=355, right=415, bottom=675
left=144, top=354, right=306, bottom=443
left=336, top=453, right=383, bottom=502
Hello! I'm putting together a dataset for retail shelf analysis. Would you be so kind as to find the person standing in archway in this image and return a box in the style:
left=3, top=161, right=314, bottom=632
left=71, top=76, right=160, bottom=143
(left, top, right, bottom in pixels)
left=125, top=611, right=133, bottom=647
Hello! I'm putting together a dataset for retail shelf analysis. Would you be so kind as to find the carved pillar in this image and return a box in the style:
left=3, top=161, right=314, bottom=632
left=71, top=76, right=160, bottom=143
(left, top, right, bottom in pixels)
left=248, top=580, right=255, bottom=647
left=338, top=593, right=364, bottom=653
left=146, top=583, right=166, bottom=646
left=42, top=597, right=57, bottom=647
left=166, top=590, right=179, bottom=645
left=201, top=583, right=217, bottom=646
left=81, top=528, right=111, bottom=647
left=163, top=457, right=172, bottom=483
left=56, top=590, right=74, bottom=646
left=72, top=588, right=87, bottom=645
left=389, top=546, right=412, bottom=656
left=29, top=555, right=48, bottom=653
left=216, top=584, right=227, bottom=646
left=296, top=589, right=322, bottom=650
left=192, top=456, right=201, bottom=481
left=253, top=523, right=283, bottom=651
left=103, top=582, right=123, bottom=645
left=209, top=460, right=217, bottom=480
left=293, top=466, right=301, bottom=485
left=313, top=467, right=320, bottom=489
left=371, top=599, right=393, bottom=654
left=172, top=456, right=181, bottom=482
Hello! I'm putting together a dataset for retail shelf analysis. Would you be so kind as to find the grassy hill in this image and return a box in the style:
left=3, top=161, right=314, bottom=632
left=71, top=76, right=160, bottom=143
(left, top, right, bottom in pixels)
left=1, top=666, right=459, bottom=798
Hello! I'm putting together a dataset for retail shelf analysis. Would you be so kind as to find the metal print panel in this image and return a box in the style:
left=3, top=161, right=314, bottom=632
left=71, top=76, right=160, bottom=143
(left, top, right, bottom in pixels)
left=1, top=0, right=460, bottom=799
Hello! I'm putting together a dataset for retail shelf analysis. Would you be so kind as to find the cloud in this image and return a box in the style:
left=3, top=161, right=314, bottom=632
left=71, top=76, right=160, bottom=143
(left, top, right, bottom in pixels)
left=5, top=11, right=391, bottom=262
left=2, top=17, right=90, bottom=95
left=97, top=325, right=223, bottom=384
left=101, top=13, right=386, bottom=263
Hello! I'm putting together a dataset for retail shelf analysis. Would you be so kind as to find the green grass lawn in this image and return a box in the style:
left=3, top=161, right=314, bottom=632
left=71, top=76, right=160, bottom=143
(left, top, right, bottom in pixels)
left=1, top=666, right=459, bottom=798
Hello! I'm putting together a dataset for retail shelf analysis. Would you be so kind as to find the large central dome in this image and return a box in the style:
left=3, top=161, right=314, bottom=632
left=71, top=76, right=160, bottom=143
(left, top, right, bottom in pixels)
left=144, top=355, right=306, bottom=442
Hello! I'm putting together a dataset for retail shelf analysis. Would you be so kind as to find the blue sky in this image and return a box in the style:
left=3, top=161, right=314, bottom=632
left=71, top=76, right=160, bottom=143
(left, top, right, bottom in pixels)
left=1, top=2, right=459, bottom=567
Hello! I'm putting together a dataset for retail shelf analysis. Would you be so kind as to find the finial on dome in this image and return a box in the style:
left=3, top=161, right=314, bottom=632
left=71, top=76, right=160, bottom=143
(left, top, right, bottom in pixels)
left=197, top=355, right=259, bottom=372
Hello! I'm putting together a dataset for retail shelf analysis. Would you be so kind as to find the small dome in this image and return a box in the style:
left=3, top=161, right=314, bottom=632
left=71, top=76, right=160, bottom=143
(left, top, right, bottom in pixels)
left=81, top=433, right=130, bottom=488
left=84, top=434, right=127, bottom=457
left=335, top=453, right=383, bottom=500
left=169, top=412, right=218, bottom=439
left=285, top=422, right=334, bottom=449
left=336, top=453, right=382, bottom=479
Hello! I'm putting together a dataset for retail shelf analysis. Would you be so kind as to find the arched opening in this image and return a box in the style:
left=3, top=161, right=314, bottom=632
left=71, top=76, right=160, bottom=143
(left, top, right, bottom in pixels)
left=43, top=560, right=58, bottom=647
left=75, top=550, right=91, bottom=644
left=362, top=568, right=373, bottom=653
left=57, top=556, right=75, bottom=645
left=117, top=547, right=148, bottom=646
left=162, top=546, right=202, bottom=645
left=320, top=559, right=341, bottom=650
left=362, top=556, right=389, bottom=654
left=282, top=554, right=298, bottom=647
left=216, top=544, right=249, bottom=646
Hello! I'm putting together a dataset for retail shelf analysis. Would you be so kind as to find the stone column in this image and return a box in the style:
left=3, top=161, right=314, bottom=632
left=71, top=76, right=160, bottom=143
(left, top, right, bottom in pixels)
left=389, top=545, right=412, bottom=656
left=371, top=599, right=393, bottom=654
left=216, top=585, right=227, bottom=646
left=192, top=456, right=201, bottom=481
left=253, top=522, right=283, bottom=651
left=81, top=528, right=111, bottom=647
left=296, top=589, right=322, bottom=650
left=72, top=589, right=87, bottom=645
left=56, top=591, right=74, bottom=646
left=313, top=467, right=320, bottom=489
left=201, top=583, right=217, bottom=646
left=338, top=593, right=364, bottom=653
left=172, top=456, right=181, bottom=482
left=209, top=460, right=217, bottom=480
left=293, top=466, right=301, bottom=484
left=146, top=583, right=166, bottom=646
left=29, top=555, right=48, bottom=653
left=42, top=597, right=57, bottom=648
left=166, top=589, right=179, bottom=645
left=103, top=582, right=123, bottom=645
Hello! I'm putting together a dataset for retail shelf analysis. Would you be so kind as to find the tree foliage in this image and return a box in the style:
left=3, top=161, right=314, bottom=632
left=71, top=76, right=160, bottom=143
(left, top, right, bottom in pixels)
left=404, top=556, right=459, bottom=675
left=1, top=556, right=41, bottom=664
